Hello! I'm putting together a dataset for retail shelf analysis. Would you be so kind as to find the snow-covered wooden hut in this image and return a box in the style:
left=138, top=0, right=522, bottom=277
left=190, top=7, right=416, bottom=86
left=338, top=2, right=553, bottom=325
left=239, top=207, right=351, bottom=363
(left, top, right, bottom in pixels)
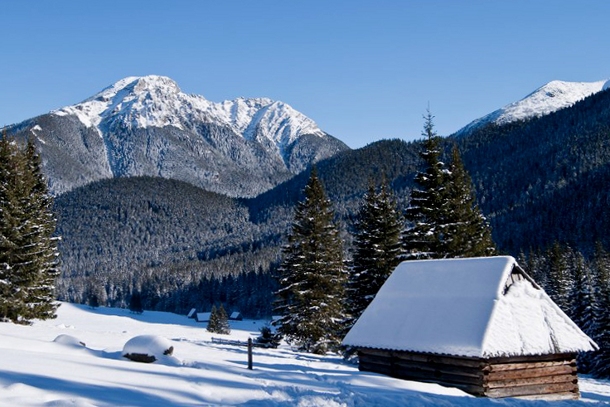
left=342, top=256, right=597, bottom=400
left=229, top=311, right=243, bottom=321
left=195, top=312, right=211, bottom=323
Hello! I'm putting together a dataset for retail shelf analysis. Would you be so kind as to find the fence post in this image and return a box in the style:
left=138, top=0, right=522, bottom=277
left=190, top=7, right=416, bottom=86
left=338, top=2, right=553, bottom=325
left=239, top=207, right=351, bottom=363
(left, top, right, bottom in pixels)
left=247, top=338, right=253, bottom=370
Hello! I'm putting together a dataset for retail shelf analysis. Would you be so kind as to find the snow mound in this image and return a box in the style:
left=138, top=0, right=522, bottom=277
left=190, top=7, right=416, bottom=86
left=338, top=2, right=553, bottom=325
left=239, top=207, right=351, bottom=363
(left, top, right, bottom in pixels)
left=53, top=334, right=86, bottom=347
left=603, top=80, right=610, bottom=91
left=122, top=335, right=174, bottom=363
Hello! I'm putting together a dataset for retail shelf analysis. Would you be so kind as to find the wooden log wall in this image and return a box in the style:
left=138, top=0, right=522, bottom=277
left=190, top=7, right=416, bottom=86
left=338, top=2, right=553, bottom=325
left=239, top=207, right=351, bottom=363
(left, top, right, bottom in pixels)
left=357, top=348, right=579, bottom=400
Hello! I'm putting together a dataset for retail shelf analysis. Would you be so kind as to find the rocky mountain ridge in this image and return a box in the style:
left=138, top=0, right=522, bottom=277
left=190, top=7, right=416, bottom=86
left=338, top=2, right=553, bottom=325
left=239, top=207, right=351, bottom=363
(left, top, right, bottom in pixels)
left=7, top=75, right=347, bottom=197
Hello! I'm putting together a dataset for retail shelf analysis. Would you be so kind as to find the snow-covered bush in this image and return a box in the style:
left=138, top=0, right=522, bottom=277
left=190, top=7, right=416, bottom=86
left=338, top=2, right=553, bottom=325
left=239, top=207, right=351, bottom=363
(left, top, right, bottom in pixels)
left=122, top=335, right=174, bottom=363
left=53, top=334, right=86, bottom=347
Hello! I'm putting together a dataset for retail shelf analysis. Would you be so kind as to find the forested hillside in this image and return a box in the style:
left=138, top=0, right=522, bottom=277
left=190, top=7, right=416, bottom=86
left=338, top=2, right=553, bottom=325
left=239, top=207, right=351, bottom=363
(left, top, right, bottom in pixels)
left=456, top=87, right=610, bottom=254
left=52, top=89, right=610, bottom=317
left=53, top=140, right=423, bottom=315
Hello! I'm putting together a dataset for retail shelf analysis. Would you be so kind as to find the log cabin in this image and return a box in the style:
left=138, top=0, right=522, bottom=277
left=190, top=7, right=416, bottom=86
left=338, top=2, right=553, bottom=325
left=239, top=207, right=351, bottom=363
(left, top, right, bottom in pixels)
left=342, top=256, right=597, bottom=400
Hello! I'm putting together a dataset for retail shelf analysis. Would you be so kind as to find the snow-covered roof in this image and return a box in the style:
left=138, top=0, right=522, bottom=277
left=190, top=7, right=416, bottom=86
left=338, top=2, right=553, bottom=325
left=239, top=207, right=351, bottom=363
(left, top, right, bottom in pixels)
left=342, top=256, right=597, bottom=358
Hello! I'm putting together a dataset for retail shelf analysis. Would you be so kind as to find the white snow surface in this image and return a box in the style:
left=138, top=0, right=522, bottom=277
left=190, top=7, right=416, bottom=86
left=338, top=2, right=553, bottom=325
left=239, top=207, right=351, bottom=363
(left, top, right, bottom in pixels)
left=52, top=75, right=325, bottom=151
left=343, top=256, right=596, bottom=358
left=0, top=302, right=608, bottom=406
left=456, top=79, right=610, bottom=135
left=122, top=334, right=173, bottom=358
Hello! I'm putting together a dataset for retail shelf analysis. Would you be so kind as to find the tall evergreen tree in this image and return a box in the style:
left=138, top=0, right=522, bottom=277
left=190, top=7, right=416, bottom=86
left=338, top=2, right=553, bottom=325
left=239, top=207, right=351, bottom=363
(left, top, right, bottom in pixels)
left=274, top=168, right=346, bottom=354
left=591, top=243, right=610, bottom=377
left=403, top=110, right=447, bottom=259
left=0, top=137, right=60, bottom=323
left=403, top=112, right=495, bottom=260
left=347, top=179, right=403, bottom=326
left=444, top=145, right=496, bottom=258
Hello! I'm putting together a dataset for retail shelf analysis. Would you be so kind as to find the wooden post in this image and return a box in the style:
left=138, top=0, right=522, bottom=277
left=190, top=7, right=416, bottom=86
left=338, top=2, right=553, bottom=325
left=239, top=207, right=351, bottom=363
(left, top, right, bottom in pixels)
left=247, top=338, right=253, bottom=370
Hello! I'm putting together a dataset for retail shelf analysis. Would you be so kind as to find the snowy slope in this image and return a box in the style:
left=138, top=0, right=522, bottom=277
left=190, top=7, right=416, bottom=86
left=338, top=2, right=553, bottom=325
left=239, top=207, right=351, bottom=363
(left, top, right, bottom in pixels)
left=455, top=79, right=610, bottom=136
left=1, top=303, right=609, bottom=406
left=53, top=75, right=326, bottom=159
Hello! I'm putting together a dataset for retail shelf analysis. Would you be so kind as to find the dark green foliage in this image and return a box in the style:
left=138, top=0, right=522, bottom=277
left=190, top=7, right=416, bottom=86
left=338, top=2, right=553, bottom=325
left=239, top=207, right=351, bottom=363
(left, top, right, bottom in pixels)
left=347, top=179, right=403, bottom=326
left=520, top=243, right=610, bottom=377
left=403, top=111, right=447, bottom=259
left=256, top=325, right=282, bottom=348
left=274, top=168, right=347, bottom=354
left=404, top=113, right=496, bottom=260
left=207, top=304, right=230, bottom=334
left=0, top=137, right=60, bottom=324
left=129, top=291, right=144, bottom=314
left=456, top=88, right=610, bottom=254
left=444, top=145, right=496, bottom=258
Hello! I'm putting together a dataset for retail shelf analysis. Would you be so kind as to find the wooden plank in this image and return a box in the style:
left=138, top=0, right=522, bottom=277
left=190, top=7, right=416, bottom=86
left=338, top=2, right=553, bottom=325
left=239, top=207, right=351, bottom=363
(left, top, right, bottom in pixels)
left=486, top=364, right=576, bottom=381
left=393, top=351, right=485, bottom=369
left=485, top=382, right=578, bottom=398
left=486, top=353, right=576, bottom=365
left=392, top=365, right=484, bottom=387
left=359, top=360, right=392, bottom=375
left=487, top=359, right=575, bottom=372
left=485, top=373, right=577, bottom=389
left=512, top=391, right=579, bottom=401
left=392, top=359, right=485, bottom=379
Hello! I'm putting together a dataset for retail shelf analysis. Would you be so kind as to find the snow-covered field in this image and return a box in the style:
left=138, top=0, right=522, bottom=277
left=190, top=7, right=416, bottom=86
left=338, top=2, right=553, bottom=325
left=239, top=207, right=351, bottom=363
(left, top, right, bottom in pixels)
left=1, top=303, right=610, bottom=407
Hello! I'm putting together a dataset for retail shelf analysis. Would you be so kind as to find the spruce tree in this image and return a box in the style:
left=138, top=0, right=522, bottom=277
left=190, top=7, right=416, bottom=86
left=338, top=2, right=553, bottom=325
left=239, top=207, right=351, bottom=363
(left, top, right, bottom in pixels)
left=403, top=112, right=495, bottom=260
left=347, top=179, right=402, bottom=326
left=207, top=305, right=219, bottom=333
left=444, top=145, right=496, bottom=258
left=0, top=137, right=59, bottom=323
left=591, top=243, right=610, bottom=377
left=274, top=168, right=346, bottom=354
left=403, top=110, right=447, bottom=259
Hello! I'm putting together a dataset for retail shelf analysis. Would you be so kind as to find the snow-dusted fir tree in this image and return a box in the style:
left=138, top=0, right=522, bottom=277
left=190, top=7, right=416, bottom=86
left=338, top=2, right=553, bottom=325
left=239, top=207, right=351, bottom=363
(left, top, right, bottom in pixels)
left=347, top=179, right=402, bottom=326
left=207, top=304, right=230, bottom=334
left=403, top=111, right=446, bottom=259
left=403, top=111, right=495, bottom=259
left=0, top=137, right=60, bottom=323
left=274, top=168, right=346, bottom=354
left=591, top=243, right=610, bottom=377
left=444, top=145, right=496, bottom=257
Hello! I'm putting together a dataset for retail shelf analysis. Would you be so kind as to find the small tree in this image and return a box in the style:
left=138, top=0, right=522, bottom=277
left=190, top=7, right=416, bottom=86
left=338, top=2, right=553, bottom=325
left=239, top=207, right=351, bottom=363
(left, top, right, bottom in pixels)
left=129, top=291, right=144, bottom=314
left=207, top=304, right=230, bottom=334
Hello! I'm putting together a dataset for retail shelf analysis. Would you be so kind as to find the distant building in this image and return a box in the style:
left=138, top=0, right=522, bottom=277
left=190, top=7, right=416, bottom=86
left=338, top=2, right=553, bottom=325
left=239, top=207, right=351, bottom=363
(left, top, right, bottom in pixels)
left=342, top=256, right=597, bottom=400
left=195, top=312, right=211, bottom=323
left=229, top=311, right=243, bottom=321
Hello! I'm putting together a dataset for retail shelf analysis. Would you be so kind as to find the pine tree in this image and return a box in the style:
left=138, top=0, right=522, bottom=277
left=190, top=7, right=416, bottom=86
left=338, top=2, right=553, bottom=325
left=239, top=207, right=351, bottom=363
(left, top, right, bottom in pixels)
left=403, top=110, right=447, bottom=259
left=403, top=112, right=495, bottom=260
left=129, top=291, right=144, bottom=314
left=207, top=304, right=230, bottom=334
left=347, top=179, right=402, bottom=326
left=545, top=242, right=572, bottom=312
left=444, top=145, right=496, bottom=258
left=0, top=137, right=60, bottom=323
left=207, top=305, right=219, bottom=333
left=591, top=243, right=610, bottom=377
left=274, top=168, right=346, bottom=354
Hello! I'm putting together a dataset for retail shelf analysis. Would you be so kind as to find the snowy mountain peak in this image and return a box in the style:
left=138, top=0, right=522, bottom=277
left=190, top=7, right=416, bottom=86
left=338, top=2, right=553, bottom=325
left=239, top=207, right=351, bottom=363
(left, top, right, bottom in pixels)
left=456, top=79, right=609, bottom=136
left=52, top=75, right=326, bottom=151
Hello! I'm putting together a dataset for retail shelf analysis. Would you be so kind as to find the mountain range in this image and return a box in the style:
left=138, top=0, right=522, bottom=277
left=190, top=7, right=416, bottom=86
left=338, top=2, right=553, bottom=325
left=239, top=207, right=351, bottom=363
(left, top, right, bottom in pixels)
left=3, top=75, right=610, bottom=314
left=7, top=75, right=347, bottom=197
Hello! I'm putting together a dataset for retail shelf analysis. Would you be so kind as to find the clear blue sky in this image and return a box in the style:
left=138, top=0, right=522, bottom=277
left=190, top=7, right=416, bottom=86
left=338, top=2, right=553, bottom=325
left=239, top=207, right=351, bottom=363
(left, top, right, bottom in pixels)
left=2, top=1, right=609, bottom=148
